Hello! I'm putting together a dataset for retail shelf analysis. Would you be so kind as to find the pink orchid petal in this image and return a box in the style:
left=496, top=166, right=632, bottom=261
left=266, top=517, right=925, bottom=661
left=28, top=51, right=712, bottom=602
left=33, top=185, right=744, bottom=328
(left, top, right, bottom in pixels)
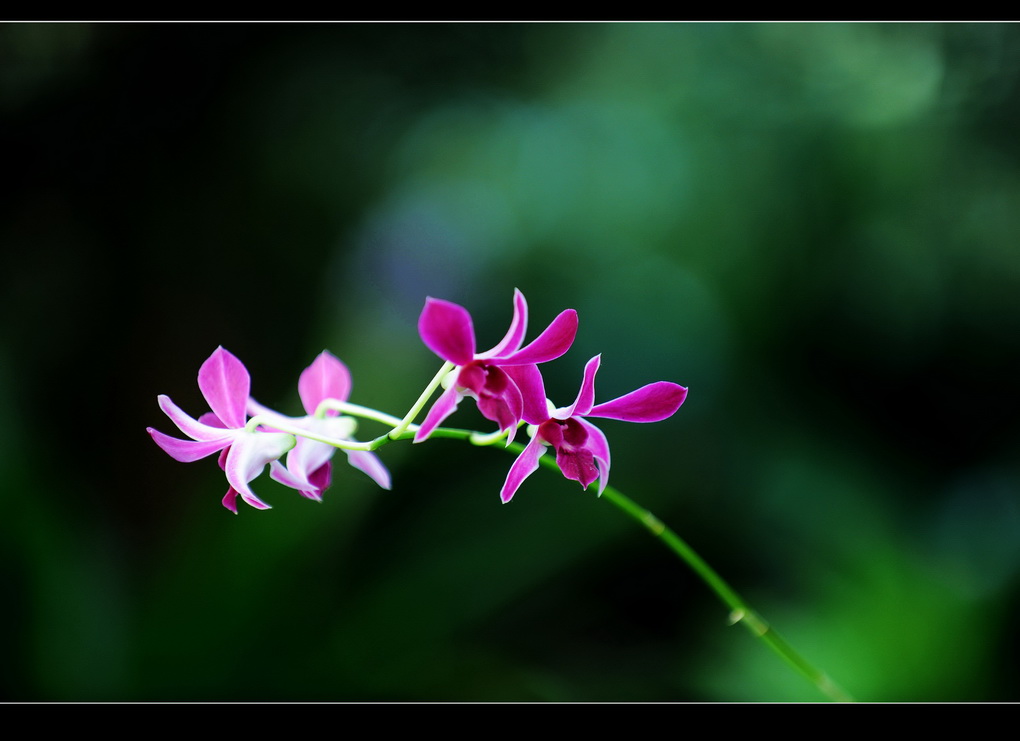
left=496, top=309, right=578, bottom=366
left=222, top=487, right=240, bottom=513
left=244, top=398, right=287, bottom=433
left=269, top=415, right=354, bottom=484
left=286, top=436, right=336, bottom=485
left=147, top=427, right=231, bottom=462
left=306, top=463, right=332, bottom=499
left=414, top=384, right=463, bottom=442
left=198, top=411, right=226, bottom=428
left=270, top=459, right=325, bottom=501
left=230, top=478, right=271, bottom=510
left=197, top=347, right=250, bottom=429
left=500, top=435, right=547, bottom=503
left=475, top=367, right=523, bottom=437
left=558, top=355, right=601, bottom=419
left=245, top=397, right=274, bottom=417
left=418, top=297, right=477, bottom=366
left=158, top=395, right=239, bottom=442
left=298, top=350, right=352, bottom=414
left=478, top=288, right=528, bottom=359
left=346, top=450, right=392, bottom=490
left=269, top=458, right=315, bottom=493
left=554, top=443, right=599, bottom=490
left=503, top=364, right=548, bottom=426
left=578, top=418, right=611, bottom=494
left=587, top=382, right=688, bottom=423
left=222, top=431, right=295, bottom=510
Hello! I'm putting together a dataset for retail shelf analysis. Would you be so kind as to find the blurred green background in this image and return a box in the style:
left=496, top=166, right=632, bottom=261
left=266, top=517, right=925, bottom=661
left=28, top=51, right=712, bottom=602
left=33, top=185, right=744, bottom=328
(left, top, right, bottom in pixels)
left=2, top=21, right=1020, bottom=702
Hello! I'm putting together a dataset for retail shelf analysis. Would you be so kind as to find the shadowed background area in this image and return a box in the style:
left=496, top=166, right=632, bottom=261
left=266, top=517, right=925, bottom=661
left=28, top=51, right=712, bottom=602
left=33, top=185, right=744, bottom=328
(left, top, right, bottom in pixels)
left=2, top=22, right=1020, bottom=702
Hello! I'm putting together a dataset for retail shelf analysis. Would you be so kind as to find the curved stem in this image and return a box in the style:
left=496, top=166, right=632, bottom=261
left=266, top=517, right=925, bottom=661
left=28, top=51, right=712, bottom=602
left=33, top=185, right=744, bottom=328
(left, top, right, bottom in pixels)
left=315, top=399, right=411, bottom=430
left=407, top=425, right=854, bottom=702
left=290, top=419, right=853, bottom=701
left=468, top=424, right=517, bottom=446
left=596, top=483, right=854, bottom=703
left=388, top=361, right=454, bottom=440
left=245, top=414, right=376, bottom=451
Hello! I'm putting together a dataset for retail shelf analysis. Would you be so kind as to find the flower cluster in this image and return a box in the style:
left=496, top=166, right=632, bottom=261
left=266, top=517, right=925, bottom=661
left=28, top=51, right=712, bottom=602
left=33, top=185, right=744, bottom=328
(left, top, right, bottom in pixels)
left=415, top=290, right=687, bottom=502
left=147, top=347, right=389, bottom=513
left=147, top=289, right=686, bottom=511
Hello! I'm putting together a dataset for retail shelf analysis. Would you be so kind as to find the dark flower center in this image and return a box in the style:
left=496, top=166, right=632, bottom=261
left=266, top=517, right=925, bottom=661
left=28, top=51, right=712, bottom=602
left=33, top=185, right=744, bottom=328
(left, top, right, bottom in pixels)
left=456, top=360, right=521, bottom=432
left=457, top=360, right=507, bottom=397
left=537, top=417, right=598, bottom=489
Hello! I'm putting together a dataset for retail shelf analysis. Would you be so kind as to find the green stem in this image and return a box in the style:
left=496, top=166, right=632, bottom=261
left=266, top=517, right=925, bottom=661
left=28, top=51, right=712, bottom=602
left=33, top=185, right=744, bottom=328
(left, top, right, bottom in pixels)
left=415, top=426, right=854, bottom=702
left=245, top=414, right=376, bottom=451
left=315, top=399, right=409, bottom=429
left=596, top=483, right=854, bottom=703
left=388, top=361, right=454, bottom=440
left=287, top=418, right=854, bottom=701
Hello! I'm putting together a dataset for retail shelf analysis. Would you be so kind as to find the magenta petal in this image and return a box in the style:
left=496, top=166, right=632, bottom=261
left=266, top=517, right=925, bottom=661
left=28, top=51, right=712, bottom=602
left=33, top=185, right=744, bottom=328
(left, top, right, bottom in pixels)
left=497, top=309, right=578, bottom=365
left=197, top=347, right=250, bottom=429
left=223, top=430, right=295, bottom=510
left=578, top=418, right=611, bottom=494
left=414, top=384, right=463, bottom=442
left=559, top=355, right=601, bottom=419
left=158, top=395, right=238, bottom=442
left=346, top=450, right=392, bottom=490
left=148, top=427, right=231, bottom=462
left=198, top=411, right=226, bottom=428
left=298, top=350, right=352, bottom=414
left=587, top=382, right=688, bottom=423
left=503, top=364, right=548, bottom=426
left=478, top=288, right=528, bottom=359
left=418, top=297, right=477, bottom=366
left=474, top=366, right=523, bottom=435
left=555, top=444, right=599, bottom=490
left=307, top=463, right=332, bottom=499
left=246, top=398, right=272, bottom=417
left=222, top=487, right=240, bottom=513
left=285, top=436, right=336, bottom=485
left=269, top=460, right=322, bottom=500
left=245, top=398, right=286, bottom=433
left=233, top=481, right=271, bottom=510
left=269, top=458, right=314, bottom=492
left=500, top=435, right=547, bottom=503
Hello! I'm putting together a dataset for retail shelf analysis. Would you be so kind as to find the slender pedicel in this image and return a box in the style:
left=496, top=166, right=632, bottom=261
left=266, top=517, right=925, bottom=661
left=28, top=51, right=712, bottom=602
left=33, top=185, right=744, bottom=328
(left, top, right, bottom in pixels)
left=389, top=361, right=454, bottom=440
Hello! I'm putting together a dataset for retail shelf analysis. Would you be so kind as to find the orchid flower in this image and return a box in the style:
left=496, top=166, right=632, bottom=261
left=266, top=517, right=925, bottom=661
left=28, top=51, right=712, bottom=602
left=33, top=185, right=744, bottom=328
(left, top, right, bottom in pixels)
left=147, top=346, right=297, bottom=513
left=499, top=355, right=688, bottom=503
left=247, top=350, right=391, bottom=500
left=415, top=289, right=578, bottom=444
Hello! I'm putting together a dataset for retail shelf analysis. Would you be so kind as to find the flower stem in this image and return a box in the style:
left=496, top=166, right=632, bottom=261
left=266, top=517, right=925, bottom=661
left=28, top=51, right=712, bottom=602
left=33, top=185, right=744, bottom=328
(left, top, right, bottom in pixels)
left=245, top=414, right=377, bottom=451
left=315, top=399, right=410, bottom=430
left=403, top=425, right=854, bottom=702
left=288, top=419, right=853, bottom=701
left=595, top=483, right=855, bottom=703
left=388, top=361, right=454, bottom=440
